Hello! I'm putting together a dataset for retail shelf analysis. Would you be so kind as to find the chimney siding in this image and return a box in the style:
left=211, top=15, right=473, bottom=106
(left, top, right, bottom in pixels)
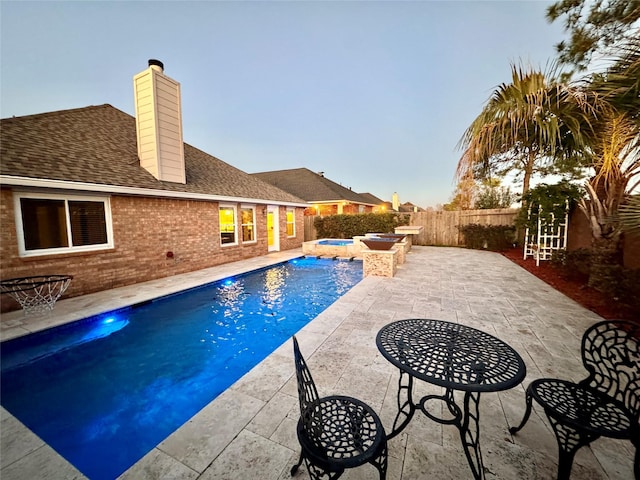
left=392, top=192, right=399, bottom=211
left=133, top=63, right=186, bottom=184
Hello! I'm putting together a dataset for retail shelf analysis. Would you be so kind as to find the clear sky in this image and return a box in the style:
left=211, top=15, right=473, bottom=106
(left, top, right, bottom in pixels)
left=1, top=0, right=567, bottom=207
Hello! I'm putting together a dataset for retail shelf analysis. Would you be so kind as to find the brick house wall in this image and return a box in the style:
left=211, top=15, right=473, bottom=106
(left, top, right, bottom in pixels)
left=1, top=188, right=304, bottom=312
left=624, top=232, right=640, bottom=269
left=305, top=204, right=338, bottom=216
left=567, top=206, right=640, bottom=269
left=303, top=204, right=373, bottom=216
left=279, top=206, right=304, bottom=251
left=566, top=208, right=593, bottom=252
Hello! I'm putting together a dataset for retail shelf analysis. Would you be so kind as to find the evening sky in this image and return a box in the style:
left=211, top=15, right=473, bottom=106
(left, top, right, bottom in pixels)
left=0, top=1, right=567, bottom=207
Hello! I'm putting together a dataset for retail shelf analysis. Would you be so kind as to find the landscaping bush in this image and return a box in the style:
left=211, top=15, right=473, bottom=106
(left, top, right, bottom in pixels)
left=617, top=268, right=640, bottom=313
left=314, top=213, right=410, bottom=239
left=457, top=224, right=516, bottom=251
left=550, top=248, right=591, bottom=280
left=550, top=248, right=639, bottom=315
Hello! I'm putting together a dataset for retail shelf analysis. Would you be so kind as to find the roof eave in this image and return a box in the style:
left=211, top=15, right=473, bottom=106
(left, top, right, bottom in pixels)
left=309, top=199, right=377, bottom=206
left=0, top=175, right=309, bottom=208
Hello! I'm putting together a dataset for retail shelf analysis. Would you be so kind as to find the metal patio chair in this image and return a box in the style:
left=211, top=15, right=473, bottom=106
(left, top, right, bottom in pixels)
left=291, top=336, right=387, bottom=480
left=510, top=320, right=640, bottom=479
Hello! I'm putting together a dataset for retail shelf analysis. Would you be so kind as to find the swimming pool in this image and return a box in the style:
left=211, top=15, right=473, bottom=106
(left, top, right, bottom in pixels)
left=317, top=239, right=354, bottom=246
left=0, top=257, right=363, bottom=480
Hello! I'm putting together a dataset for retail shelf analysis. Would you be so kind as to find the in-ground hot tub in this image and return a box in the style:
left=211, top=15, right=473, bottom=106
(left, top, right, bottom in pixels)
left=302, top=238, right=361, bottom=258
left=318, top=239, right=353, bottom=246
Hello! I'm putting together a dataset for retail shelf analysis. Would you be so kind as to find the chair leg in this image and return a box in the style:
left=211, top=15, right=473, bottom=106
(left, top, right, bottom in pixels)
left=369, top=439, right=388, bottom=480
left=632, top=436, right=639, bottom=480
left=304, top=458, right=343, bottom=480
left=291, top=451, right=304, bottom=476
left=548, top=416, right=598, bottom=480
left=509, top=385, right=533, bottom=435
left=556, top=448, right=577, bottom=480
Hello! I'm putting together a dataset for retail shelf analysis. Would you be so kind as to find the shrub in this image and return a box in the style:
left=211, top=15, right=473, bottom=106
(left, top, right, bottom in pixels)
left=314, top=213, right=410, bottom=239
left=550, top=248, right=591, bottom=280
left=457, top=224, right=516, bottom=251
left=550, top=248, right=639, bottom=314
left=617, top=268, right=640, bottom=313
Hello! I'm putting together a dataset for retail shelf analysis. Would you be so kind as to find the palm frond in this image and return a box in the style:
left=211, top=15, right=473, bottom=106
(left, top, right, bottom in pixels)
left=456, top=61, right=597, bottom=193
left=618, top=195, right=640, bottom=232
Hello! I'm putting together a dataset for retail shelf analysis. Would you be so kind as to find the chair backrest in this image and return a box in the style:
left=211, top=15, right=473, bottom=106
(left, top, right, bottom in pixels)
left=581, top=320, right=640, bottom=419
left=292, top=336, right=320, bottom=417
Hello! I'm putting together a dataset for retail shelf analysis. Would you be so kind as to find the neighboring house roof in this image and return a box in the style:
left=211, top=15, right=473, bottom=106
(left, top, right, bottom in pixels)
left=399, top=202, right=425, bottom=212
left=358, top=192, right=385, bottom=205
left=251, top=168, right=376, bottom=205
left=0, top=104, right=306, bottom=205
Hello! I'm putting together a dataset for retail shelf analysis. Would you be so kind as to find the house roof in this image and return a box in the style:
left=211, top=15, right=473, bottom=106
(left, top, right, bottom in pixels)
left=358, top=192, right=385, bottom=205
left=399, top=201, right=425, bottom=212
left=0, top=105, right=306, bottom=206
left=251, top=168, right=376, bottom=205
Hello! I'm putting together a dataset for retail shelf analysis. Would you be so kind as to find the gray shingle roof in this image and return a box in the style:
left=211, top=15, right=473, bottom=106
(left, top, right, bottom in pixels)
left=399, top=202, right=425, bottom=212
left=0, top=104, right=305, bottom=204
left=358, top=192, right=385, bottom=205
left=251, top=168, right=376, bottom=205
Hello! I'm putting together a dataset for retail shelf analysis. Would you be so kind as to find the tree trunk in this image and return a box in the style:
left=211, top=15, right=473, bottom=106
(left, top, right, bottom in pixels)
left=518, top=151, right=537, bottom=245
left=522, top=151, right=536, bottom=197
left=588, top=235, right=623, bottom=294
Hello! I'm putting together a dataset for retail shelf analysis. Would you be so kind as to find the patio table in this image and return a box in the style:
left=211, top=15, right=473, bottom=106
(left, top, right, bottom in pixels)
left=376, top=318, right=526, bottom=479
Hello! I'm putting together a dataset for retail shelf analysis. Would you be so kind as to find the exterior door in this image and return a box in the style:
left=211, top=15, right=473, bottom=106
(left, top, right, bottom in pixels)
left=267, top=206, right=279, bottom=252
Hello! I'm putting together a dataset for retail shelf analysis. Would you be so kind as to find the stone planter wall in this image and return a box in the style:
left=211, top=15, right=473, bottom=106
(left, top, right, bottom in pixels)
left=362, top=248, right=398, bottom=277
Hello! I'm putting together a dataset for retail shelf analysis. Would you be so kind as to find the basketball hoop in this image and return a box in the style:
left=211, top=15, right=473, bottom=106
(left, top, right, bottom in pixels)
left=1, top=275, right=73, bottom=315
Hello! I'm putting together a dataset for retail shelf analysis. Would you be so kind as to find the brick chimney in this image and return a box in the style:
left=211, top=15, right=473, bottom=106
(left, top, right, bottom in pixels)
left=133, top=59, right=186, bottom=184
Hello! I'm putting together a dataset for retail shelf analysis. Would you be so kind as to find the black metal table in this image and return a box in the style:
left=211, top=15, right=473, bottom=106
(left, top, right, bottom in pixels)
left=376, top=318, right=527, bottom=479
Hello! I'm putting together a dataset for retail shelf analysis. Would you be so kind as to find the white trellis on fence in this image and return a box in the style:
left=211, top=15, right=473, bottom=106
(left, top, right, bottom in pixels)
left=523, top=200, right=569, bottom=266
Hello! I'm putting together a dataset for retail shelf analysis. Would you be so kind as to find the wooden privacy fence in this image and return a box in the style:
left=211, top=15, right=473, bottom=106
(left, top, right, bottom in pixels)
left=303, top=208, right=519, bottom=246
left=409, top=208, right=518, bottom=246
left=304, top=216, right=317, bottom=242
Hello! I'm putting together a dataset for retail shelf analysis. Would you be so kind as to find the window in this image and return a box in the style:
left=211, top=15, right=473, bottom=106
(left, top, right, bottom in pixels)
left=286, top=208, right=295, bottom=237
left=240, top=206, right=256, bottom=243
left=15, top=193, right=113, bottom=256
left=219, top=205, right=237, bottom=245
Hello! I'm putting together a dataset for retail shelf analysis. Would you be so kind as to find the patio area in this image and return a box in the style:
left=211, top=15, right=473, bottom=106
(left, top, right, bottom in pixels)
left=1, top=246, right=635, bottom=479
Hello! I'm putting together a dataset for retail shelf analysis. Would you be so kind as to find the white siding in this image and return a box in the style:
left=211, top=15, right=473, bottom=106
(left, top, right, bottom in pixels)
left=133, top=65, right=186, bottom=184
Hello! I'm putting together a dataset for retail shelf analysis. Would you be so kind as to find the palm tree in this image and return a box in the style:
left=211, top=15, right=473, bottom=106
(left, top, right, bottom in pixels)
left=457, top=56, right=638, bottom=293
left=577, top=38, right=640, bottom=290
left=457, top=63, right=595, bottom=197
left=578, top=111, right=639, bottom=288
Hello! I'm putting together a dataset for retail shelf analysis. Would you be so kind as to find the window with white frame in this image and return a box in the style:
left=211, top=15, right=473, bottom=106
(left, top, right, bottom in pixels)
left=219, top=205, right=237, bottom=245
left=240, top=206, right=256, bottom=243
left=286, top=208, right=295, bottom=237
left=15, top=192, right=113, bottom=256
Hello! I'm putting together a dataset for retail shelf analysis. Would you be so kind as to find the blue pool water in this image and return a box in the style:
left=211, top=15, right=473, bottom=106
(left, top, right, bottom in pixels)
left=0, top=257, right=362, bottom=480
left=317, top=239, right=353, bottom=246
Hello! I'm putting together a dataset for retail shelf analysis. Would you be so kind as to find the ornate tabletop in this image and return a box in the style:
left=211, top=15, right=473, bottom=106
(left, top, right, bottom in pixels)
left=376, top=318, right=526, bottom=392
